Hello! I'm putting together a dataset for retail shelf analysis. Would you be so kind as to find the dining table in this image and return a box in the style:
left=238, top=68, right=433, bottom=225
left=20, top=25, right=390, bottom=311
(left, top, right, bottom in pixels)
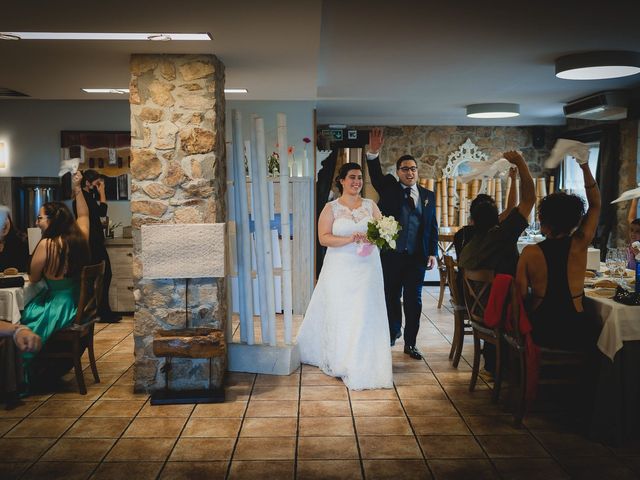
left=0, top=275, right=43, bottom=324
left=582, top=267, right=640, bottom=445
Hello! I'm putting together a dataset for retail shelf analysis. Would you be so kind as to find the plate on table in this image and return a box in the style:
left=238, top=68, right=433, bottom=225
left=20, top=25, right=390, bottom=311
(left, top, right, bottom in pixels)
left=585, top=288, right=617, bottom=299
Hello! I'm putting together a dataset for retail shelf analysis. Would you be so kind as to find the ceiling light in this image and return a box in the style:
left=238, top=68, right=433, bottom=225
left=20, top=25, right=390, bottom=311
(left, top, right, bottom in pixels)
left=0, top=32, right=212, bottom=41
left=224, top=88, right=248, bottom=94
left=466, top=103, right=520, bottom=119
left=555, top=51, right=640, bottom=80
left=83, top=88, right=130, bottom=94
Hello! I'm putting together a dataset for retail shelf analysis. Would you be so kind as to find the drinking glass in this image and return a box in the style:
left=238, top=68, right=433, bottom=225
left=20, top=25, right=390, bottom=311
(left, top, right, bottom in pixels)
left=605, top=249, right=617, bottom=277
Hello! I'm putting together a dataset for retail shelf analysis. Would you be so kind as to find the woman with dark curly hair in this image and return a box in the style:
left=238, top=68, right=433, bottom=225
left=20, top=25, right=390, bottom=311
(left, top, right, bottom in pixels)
left=516, top=160, right=601, bottom=350
left=20, top=172, right=91, bottom=385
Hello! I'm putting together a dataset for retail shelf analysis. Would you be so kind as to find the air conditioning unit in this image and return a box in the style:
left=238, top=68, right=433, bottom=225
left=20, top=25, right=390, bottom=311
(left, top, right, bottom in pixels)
left=563, top=90, right=629, bottom=121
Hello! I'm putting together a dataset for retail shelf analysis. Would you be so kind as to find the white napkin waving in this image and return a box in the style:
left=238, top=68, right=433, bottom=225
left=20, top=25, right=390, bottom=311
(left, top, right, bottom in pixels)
left=611, top=185, right=640, bottom=204
left=58, top=158, right=80, bottom=177
left=544, top=139, right=590, bottom=169
left=459, top=158, right=511, bottom=183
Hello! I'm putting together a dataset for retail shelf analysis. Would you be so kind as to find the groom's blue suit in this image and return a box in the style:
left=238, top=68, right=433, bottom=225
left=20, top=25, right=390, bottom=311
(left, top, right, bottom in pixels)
left=367, top=155, right=438, bottom=348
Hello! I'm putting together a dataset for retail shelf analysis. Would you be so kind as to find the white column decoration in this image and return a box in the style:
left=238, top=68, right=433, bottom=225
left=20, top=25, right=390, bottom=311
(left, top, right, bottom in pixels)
left=277, top=113, right=293, bottom=345
left=232, top=110, right=254, bottom=344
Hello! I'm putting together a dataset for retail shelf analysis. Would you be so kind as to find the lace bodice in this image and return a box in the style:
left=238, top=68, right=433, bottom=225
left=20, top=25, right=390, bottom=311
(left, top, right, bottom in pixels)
left=329, top=199, right=374, bottom=237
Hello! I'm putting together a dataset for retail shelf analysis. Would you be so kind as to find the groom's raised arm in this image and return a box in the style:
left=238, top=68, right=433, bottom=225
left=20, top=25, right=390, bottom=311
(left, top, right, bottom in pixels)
left=366, top=128, right=386, bottom=194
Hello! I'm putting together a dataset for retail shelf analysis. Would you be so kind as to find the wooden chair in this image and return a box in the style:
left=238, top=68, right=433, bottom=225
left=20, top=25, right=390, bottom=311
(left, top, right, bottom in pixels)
left=443, top=255, right=472, bottom=368
left=39, top=262, right=105, bottom=394
left=436, top=233, right=455, bottom=308
left=502, top=283, right=587, bottom=426
left=462, top=268, right=503, bottom=402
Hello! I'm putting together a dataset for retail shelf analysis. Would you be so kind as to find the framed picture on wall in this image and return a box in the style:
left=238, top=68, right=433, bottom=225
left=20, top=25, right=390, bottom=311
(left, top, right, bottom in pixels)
left=60, top=131, right=131, bottom=200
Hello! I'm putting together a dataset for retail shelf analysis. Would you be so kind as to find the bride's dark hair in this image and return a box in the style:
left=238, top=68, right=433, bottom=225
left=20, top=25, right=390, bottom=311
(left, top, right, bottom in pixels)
left=334, top=162, right=362, bottom=194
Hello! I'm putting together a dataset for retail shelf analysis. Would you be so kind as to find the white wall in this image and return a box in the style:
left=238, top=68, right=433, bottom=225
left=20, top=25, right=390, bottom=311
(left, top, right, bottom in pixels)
left=0, top=99, right=317, bottom=233
left=226, top=100, right=316, bottom=176
left=0, top=100, right=130, bottom=177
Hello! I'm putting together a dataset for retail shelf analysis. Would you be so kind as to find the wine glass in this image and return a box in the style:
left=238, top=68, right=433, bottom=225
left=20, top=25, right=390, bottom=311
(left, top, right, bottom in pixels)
left=605, top=249, right=617, bottom=278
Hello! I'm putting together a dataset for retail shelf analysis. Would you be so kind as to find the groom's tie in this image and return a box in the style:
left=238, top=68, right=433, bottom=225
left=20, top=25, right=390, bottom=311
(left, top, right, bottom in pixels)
left=404, top=187, right=415, bottom=210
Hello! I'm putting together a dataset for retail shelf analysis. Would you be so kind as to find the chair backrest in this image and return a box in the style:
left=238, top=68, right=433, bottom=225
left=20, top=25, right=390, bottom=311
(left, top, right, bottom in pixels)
left=443, top=255, right=463, bottom=308
left=73, top=261, right=105, bottom=326
left=462, top=268, right=495, bottom=325
left=507, top=280, right=524, bottom=343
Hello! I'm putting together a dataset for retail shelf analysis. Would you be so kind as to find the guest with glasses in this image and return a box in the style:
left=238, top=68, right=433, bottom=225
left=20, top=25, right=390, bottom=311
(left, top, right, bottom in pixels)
left=366, top=128, right=438, bottom=360
left=20, top=171, right=91, bottom=392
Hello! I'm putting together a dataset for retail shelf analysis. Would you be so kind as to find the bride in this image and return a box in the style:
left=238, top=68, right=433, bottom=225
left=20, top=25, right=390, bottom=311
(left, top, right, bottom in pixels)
left=297, top=162, right=393, bottom=390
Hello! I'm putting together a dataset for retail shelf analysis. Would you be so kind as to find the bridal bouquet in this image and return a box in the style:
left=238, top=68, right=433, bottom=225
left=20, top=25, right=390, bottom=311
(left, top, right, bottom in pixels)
left=357, top=215, right=401, bottom=256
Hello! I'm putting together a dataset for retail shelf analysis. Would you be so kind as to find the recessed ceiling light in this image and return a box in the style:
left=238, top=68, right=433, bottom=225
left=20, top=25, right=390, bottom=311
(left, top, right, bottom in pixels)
left=555, top=51, right=640, bottom=80
left=224, top=88, right=248, bottom=94
left=466, top=103, right=520, bottom=118
left=0, top=32, right=212, bottom=41
left=83, top=88, right=130, bottom=94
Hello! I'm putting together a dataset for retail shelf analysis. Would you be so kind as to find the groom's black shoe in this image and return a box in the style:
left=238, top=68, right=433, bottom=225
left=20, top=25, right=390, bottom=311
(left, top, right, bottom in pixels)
left=390, top=330, right=402, bottom=347
left=404, top=346, right=423, bottom=360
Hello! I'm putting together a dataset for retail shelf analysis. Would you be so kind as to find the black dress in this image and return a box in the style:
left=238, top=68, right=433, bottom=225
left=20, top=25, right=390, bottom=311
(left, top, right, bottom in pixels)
left=529, top=237, right=600, bottom=350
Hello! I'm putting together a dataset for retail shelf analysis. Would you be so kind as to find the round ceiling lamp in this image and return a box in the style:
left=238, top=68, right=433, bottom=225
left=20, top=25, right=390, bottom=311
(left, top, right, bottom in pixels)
left=466, top=103, right=520, bottom=119
left=555, top=51, right=640, bottom=80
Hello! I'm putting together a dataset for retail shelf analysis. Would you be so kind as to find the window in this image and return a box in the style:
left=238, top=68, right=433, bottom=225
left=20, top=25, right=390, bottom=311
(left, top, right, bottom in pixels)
left=562, top=143, right=599, bottom=200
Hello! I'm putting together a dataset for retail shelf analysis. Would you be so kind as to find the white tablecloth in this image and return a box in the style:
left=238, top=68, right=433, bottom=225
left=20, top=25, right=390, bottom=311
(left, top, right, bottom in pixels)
left=585, top=295, right=640, bottom=361
left=0, top=280, right=45, bottom=324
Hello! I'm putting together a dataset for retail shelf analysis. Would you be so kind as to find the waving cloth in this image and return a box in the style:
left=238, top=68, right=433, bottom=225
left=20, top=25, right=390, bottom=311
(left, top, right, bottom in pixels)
left=611, top=184, right=640, bottom=204
left=459, top=158, right=511, bottom=183
left=484, top=273, right=540, bottom=408
left=544, top=139, right=590, bottom=169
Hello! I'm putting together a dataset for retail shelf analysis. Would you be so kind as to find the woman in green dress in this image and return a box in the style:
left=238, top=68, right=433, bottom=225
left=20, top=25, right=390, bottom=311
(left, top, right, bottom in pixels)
left=21, top=172, right=91, bottom=388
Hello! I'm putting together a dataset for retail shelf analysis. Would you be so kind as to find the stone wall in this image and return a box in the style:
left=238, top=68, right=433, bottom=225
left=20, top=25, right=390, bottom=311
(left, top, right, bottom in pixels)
left=371, top=125, right=563, bottom=179
left=616, top=120, right=639, bottom=246
left=129, top=54, right=227, bottom=392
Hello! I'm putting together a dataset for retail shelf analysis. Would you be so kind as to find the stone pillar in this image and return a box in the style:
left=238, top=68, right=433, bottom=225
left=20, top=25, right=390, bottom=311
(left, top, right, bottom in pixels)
left=129, top=54, right=226, bottom=392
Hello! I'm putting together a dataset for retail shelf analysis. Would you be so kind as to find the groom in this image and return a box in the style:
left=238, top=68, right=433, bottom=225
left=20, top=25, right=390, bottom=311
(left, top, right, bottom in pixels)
left=366, top=128, right=438, bottom=360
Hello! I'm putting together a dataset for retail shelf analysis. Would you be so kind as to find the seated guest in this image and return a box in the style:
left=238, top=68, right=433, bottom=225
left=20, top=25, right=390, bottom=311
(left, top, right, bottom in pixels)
left=627, top=198, right=639, bottom=270
left=20, top=172, right=90, bottom=389
left=0, top=323, right=41, bottom=353
left=458, top=151, right=535, bottom=374
left=454, top=166, right=518, bottom=259
left=459, top=151, right=535, bottom=275
left=516, top=160, right=601, bottom=350
left=0, top=206, right=29, bottom=272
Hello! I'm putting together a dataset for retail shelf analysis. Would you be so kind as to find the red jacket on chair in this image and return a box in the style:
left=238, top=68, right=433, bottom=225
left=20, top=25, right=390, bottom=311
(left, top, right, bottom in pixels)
left=484, top=273, right=540, bottom=406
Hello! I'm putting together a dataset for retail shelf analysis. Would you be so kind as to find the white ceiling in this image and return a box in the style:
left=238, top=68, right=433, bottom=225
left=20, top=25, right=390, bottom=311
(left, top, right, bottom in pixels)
left=2, top=0, right=640, bottom=126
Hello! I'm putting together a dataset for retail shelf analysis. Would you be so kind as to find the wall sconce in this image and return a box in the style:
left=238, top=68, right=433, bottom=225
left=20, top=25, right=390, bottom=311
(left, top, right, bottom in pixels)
left=0, top=142, right=6, bottom=169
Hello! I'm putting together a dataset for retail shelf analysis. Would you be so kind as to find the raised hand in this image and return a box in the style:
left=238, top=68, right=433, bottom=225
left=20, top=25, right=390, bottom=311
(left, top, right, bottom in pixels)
left=95, top=178, right=106, bottom=194
left=368, top=128, right=384, bottom=155
left=503, top=151, right=525, bottom=165
left=72, top=171, right=83, bottom=194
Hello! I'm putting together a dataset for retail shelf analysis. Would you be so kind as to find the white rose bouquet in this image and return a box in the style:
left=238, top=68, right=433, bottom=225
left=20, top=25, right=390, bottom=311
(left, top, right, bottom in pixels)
left=357, top=215, right=401, bottom=256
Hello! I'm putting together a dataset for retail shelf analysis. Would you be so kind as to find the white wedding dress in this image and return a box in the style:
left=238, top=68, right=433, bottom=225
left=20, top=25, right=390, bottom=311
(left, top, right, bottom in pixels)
left=297, top=199, right=393, bottom=390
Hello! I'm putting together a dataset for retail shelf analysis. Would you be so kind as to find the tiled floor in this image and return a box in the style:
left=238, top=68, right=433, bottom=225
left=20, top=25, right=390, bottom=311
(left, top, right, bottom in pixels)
left=2, top=287, right=639, bottom=479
